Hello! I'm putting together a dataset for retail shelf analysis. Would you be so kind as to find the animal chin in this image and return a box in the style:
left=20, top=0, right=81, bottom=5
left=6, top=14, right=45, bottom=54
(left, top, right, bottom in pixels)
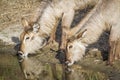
left=17, top=51, right=28, bottom=59
left=65, top=60, right=74, bottom=66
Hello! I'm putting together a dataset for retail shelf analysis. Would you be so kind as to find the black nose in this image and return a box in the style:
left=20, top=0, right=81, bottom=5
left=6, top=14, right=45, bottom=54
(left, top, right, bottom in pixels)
left=17, top=51, right=24, bottom=60
left=56, top=49, right=66, bottom=64
left=17, top=51, right=23, bottom=57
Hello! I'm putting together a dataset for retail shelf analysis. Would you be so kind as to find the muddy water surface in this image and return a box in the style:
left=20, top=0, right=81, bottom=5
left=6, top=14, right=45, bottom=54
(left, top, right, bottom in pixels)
left=0, top=40, right=120, bottom=80
left=0, top=40, right=25, bottom=80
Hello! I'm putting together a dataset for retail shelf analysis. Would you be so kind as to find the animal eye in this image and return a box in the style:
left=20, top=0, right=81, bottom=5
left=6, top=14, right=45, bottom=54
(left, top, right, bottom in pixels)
left=69, top=45, right=73, bottom=49
left=26, top=37, right=30, bottom=40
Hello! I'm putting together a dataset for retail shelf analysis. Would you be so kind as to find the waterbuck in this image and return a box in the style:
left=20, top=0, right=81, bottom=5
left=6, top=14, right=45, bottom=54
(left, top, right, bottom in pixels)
left=66, top=0, right=120, bottom=66
left=18, top=0, right=100, bottom=57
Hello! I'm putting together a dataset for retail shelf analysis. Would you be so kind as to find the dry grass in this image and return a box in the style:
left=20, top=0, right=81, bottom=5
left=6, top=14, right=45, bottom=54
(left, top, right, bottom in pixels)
left=0, top=0, right=41, bottom=31
left=0, top=0, right=44, bottom=44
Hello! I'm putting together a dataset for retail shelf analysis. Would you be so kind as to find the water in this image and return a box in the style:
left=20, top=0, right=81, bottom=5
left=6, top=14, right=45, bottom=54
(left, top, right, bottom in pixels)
left=18, top=56, right=108, bottom=80
left=0, top=40, right=25, bottom=80
left=0, top=54, right=25, bottom=80
left=0, top=40, right=120, bottom=80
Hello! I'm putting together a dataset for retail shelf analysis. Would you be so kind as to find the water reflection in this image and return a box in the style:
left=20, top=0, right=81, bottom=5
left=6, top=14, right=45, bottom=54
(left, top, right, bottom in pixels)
left=18, top=55, right=108, bottom=80
left=18, top=57, right=43, bottom=79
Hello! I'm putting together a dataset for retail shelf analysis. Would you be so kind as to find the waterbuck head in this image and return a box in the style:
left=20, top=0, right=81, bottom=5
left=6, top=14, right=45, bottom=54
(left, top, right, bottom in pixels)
left=66, top=29, right=87, bottom=66
left=18, top=18, right=48, bottom=57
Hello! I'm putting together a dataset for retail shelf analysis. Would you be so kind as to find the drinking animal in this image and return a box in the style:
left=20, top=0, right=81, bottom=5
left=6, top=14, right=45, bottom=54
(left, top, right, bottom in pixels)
left=66, top=0, right=120, bottom=66
left=18, top=0, right=100, bottom=57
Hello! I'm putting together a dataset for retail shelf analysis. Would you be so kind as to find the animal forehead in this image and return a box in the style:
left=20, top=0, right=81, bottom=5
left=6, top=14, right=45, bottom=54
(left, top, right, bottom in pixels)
left=20, top=31, right=32, bottom=39
left=67, top=42, right=74, bottom=47
left=24, top=31, right=35, bottom=37
left=68, top=40, right=83, bottom=47
left=25, top=27, right=33, bottom=32
left=67, top=36, right=76, bottom=43
left=68, top=39, right=78, bottom=44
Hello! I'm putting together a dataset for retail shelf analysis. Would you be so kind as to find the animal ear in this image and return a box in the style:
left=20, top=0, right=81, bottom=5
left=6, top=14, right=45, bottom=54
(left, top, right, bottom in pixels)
left=33, top=23, right=40, bottom=33
left=76, top=29, right=87, bottom=39
left=21, top=18, right=29, bottom=27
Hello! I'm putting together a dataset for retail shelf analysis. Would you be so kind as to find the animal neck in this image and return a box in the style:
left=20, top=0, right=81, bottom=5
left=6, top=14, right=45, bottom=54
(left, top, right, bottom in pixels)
left=31, top=0, right=49, bottom=23
left=38, top=4, right=62, bottom=36
left=74, top=0, right=99, bottom=10
left=69, top=0, right=102, bottom=37
left=80, top=18, right=105, bottom=45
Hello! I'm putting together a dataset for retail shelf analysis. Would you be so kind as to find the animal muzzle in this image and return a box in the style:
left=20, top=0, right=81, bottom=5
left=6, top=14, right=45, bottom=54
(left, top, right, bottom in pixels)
left=17, top=51, right=25, bottom=61
left=56, top=49, right=66, bottom=64
left=65, top=59, right=74, bottom=66
left=17, top=51, right=24, bottom=57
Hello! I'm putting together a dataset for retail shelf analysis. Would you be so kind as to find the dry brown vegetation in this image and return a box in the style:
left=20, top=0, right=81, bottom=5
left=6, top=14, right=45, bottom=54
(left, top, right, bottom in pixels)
left=0, top=0, right=41, bottom=31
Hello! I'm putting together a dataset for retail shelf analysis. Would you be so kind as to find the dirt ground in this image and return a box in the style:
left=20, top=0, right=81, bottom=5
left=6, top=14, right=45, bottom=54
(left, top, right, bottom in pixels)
left=0, top=0, right=41, bottom=44
left=0, top=0, right=120, bottom=80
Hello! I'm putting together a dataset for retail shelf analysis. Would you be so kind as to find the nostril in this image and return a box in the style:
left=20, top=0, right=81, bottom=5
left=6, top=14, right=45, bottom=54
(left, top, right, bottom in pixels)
left=18, top=51, right=23, bottom=54
left=65, top=60, right=70, bottom=65
left=17, top=51, right=23, bottom=56
left=65, top=59, right=74, bottom=66
left=42, top=39, right=47, bottom=45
